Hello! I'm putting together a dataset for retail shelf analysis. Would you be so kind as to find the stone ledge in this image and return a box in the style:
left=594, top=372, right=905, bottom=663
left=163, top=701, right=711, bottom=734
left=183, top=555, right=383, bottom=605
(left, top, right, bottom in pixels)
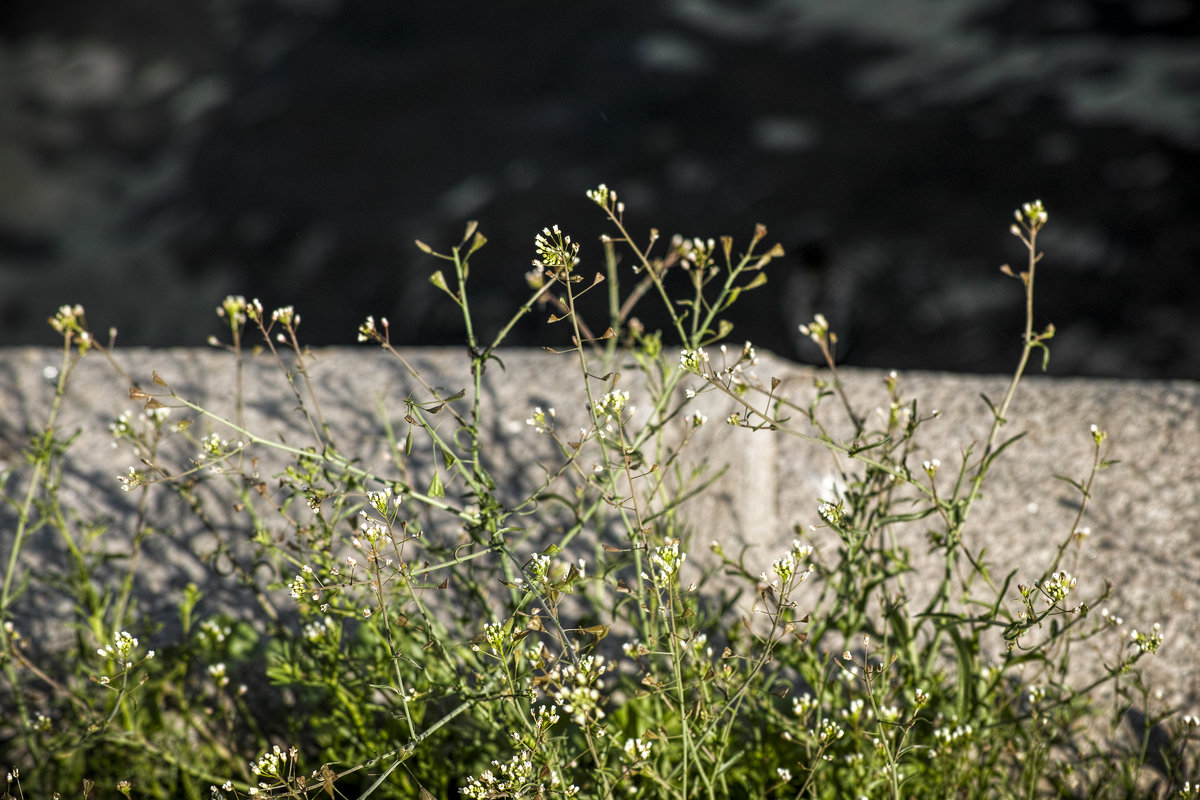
left=1, top=346, right=1197, bottom=713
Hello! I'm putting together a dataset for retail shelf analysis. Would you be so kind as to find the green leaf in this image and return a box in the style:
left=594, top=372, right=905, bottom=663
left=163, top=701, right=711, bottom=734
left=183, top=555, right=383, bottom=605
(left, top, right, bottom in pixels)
left=980, top=393, right=1001, bottom=422
left=980, top=432, right=1027, bottom=474
left=179, top=583, right=203, bottom=635
left=1033, top=340, right=1052, bottom=371
left=1053, top=474, right=1086, bottom=493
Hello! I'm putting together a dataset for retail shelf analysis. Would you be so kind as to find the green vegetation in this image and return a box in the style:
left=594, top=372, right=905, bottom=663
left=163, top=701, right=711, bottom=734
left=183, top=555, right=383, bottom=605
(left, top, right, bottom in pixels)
left=2, top=192, right=1195, bottom=798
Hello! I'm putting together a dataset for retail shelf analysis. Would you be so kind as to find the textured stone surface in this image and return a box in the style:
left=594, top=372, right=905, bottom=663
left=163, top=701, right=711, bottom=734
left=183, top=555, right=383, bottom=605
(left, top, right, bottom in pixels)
left=1, top=346, right=1197, bottom=714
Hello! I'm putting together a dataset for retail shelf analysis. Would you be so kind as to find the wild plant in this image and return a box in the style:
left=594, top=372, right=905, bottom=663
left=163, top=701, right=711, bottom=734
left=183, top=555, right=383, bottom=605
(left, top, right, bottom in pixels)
left=0, top=192, right=1194, bottom=799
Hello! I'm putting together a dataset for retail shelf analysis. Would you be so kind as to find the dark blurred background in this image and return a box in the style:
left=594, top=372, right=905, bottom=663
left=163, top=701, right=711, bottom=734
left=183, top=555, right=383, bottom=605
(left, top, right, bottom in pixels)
left=1, top=0, right=1197, bottom=377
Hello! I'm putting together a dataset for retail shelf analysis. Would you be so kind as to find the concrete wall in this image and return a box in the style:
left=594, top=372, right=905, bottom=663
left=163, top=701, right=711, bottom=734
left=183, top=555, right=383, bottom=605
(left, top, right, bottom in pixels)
left=2, top=346, right=1197, bottom=716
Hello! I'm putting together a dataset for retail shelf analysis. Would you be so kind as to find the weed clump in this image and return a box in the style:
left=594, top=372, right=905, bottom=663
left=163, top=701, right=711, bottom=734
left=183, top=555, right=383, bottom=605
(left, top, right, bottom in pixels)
left=1, top=194, right=1195, bottom=798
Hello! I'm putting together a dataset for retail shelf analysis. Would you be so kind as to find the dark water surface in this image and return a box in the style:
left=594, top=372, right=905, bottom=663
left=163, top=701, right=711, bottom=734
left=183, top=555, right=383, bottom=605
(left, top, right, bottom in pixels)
left=1, top=0, right=1197, bottom=377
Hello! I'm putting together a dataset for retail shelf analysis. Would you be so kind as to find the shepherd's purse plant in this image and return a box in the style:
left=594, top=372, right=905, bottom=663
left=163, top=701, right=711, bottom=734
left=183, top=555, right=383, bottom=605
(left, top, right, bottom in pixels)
left=2, top=191, right=1196, bottom=799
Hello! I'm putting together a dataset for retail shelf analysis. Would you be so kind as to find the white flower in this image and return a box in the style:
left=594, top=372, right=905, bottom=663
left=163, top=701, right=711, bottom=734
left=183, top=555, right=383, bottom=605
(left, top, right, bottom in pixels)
left=593, top=390, right=629, bottom=420
left=799, top=313, right=829, bottom=342
left=526, top=406, right=555, bottom=434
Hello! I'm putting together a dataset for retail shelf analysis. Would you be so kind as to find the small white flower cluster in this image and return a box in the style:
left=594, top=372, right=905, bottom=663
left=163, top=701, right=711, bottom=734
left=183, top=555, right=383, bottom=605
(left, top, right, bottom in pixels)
left=1008, top=200, right=1049, bottom=246
left=271, top=306, right=298, bottom=328
left=525, top=553, right=554, bottom=588
left=249, top=744, right=298, bottom=783
left=798, top=313, right=830, bottom=344
left=207, top=662, right=229, bottom=688
left=199, top=431, right=243, bottom=461
left=357, top=315, right=389, bottom=342
left=97, top=630, right=152, bottom=670
left=623, top=736, right=652, bottom=763
left=533, top=225, right=580, bottom=272
left=876, top=704, right=901, bottom=723
left=532, top=703, right=560, bottom=733
left=460, top=749, right=535, bottom=799
left=355, top=510, right=390, bottom=548
left=679, top=347, right=710, bottom=374
left=818, top=502, right=844, bottom=526
left=109, top=407, right=172, bottom=448
left=198, top=618, right=231, bottom=648
left=840, top=697, right=871, bottom=725
left=678, top=342, right=758, bottom=390
left=216, top=295, right=261, bottom=324
left=932, top=720, right=974, bottom=757
left=303, top=616, right=335, bottom=643
left=1038, top=570, right=1077, bottom=604
left=642, top=538, right=686, bottom=588
left=1015, top=199, right=1048, bottom=229
left=818, top=720, right=845, bottom=743
left=49, top=303, right=89, bottom=341
left=716, top=341, right=758, bottom=384
left=288, top=571, right=310, bottom=601
left=761, top=540, right=814, bottom=588
left=586, top=183, right=623, bottom=216
left=792, top=692, right=818, bottom=719
left=525, top=406, right=555, bottom=434
left=288, top=563, right=329, bottom=609
left=546, top=654, right=612, bottom=726
left=117, top=465, right=146, bottom=493
left=472, top=620, right=512, bottom=657
left=1130, top=623, right=1163, bottom=656
left=368, top=486, right=403, bottom=516
left=109, top=411, right=136, bottom=441
left=678, top=236, right=717, bottom=270
left=684, top=411, right=707, bottom=428
left=593, top=390, right=630, bottom=423
left=95, top=630, right=154, bottom=685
